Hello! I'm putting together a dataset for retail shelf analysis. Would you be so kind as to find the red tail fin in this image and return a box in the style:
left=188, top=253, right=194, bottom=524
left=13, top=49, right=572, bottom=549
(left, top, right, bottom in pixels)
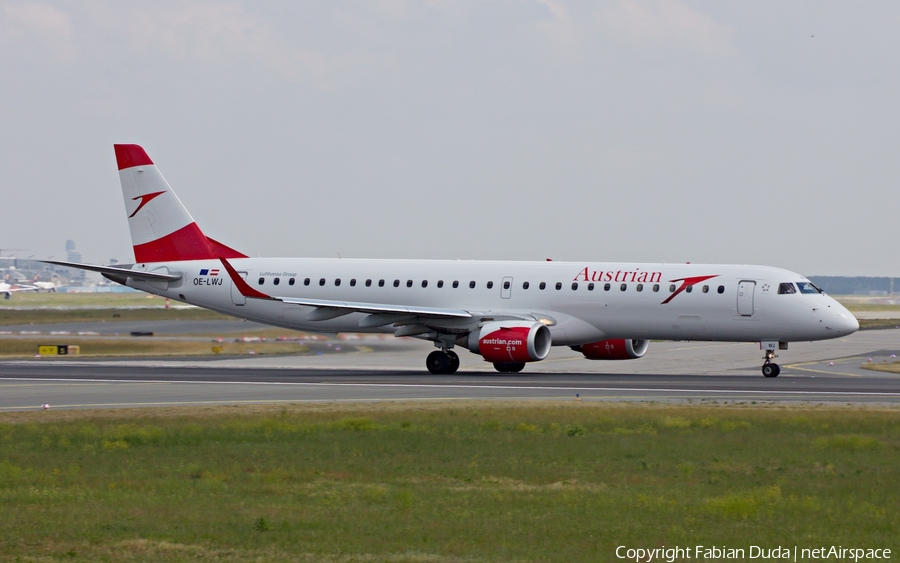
left=115, top=144, right=247, bottom=262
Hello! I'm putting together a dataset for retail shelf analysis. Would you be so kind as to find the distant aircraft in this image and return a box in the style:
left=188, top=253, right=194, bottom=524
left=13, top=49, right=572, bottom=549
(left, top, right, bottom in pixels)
left=0, top=281, right=38, bottom=299
left=47, top=145, right=858, bottom=377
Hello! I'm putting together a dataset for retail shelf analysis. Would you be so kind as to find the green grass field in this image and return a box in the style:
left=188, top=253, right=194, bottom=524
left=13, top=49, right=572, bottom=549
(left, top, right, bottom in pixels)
left=0, top=403, right=897, bottom=562
left=0, top=337, right=312, bottom=358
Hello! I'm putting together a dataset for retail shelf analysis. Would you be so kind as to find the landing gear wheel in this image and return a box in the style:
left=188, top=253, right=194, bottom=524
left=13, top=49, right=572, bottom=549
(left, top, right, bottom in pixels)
left=426, top=351, right=459, bottom=375
left=493, top=362, right=526, bottom=373
left=447, top=350, right=460, bottom=374
left=762, top=363, right=780, bottom=378
left=426, top=351, right=450, bottom=375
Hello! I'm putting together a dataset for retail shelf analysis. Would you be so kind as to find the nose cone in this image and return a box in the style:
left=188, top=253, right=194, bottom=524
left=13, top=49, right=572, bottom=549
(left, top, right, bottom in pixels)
left=829, top=303, right=859, bottom=336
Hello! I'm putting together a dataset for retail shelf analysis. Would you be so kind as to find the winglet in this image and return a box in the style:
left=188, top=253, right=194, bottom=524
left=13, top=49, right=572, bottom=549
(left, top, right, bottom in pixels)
left=219, top=257, right=272, bottom=300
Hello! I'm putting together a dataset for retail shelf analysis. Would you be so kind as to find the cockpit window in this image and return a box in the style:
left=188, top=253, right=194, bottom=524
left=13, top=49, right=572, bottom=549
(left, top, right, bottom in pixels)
left=796, top=282, right=823, bottom=294
left=778, top=283, right=797, bottom=295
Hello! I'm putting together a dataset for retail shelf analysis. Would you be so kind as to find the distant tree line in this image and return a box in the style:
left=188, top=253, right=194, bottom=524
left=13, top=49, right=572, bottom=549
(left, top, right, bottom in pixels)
left=807, top=276, right=896, bottom=296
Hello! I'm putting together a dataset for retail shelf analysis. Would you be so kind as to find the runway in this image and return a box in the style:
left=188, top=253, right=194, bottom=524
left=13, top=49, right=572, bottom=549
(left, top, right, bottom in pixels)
left=1, top=330, right=898, bottom=411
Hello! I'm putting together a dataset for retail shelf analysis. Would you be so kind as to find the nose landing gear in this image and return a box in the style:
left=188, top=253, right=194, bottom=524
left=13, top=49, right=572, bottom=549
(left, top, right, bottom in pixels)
left=762, top=350, right=781, bottom=378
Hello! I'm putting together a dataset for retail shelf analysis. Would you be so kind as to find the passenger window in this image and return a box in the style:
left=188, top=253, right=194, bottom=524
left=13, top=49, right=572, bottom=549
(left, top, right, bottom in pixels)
left=421, top=280, right=428, bottom=288
left=702, top=285, right=709, bottom=293
left=335, top=279, right=341, bottom=286
left=588, top=283, right=594, bottom=291
left=378, top=279, right=385, bottom=287
left=652, top=284, right=659, bottom=292
left=304, top=278, right=310, bottom=286
left=503, top=281, right=510, bottom=290
left=350, top=279, right=356, bottom=287
left=289, top=278, right=295, bottom=286
left=555, top=282, right=562, bottom=290
left=523, top=281, right=530, bottom=290
left=469, top=281, right=476, bottom=289
left=406, top=280, right=413, bottom=288
left=686, top=285, right=692, bottom=293
left=620, top=283, right=627, bottom=291
left=437, top=280, right=444, bottom=288
left=453, top=280, right=459, bottom=288
left=365, top=279, right=372, bottom=287
left=539, top=282, right=546, bottom=290
left=319, top=278, right=326, bottom=286
left=636, top=284, right=643, bottom=292
left=717, top=285, right=725, bottom=294
left=393, top=279, right=400, bottom=287
left=669, top=284, right=676, bottom=292
left=258, top=277, right=265, bottom=285
left=487, top=281, right=494, bottom=289
left=571, top=282, right=578, bottom=290
left=778, top=282, right=797, bottom=295
left=273, top=277, right=280, bottom=286
left=604, top=283, right=611, bottom=291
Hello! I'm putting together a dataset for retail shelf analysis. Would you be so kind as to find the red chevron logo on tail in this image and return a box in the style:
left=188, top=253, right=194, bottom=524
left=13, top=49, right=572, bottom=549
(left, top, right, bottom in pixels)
left=129, top=191, right=165, bottom=218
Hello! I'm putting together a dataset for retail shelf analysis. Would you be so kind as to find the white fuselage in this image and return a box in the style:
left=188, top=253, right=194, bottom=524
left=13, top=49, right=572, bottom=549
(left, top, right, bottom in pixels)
left=126, top=258, right=858, bottom=347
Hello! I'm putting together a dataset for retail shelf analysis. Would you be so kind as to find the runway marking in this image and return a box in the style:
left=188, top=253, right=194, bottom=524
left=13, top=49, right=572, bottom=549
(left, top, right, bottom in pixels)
left=2, top=377, right=900, bottom=398
left=786, top=356, right=866, bottom=377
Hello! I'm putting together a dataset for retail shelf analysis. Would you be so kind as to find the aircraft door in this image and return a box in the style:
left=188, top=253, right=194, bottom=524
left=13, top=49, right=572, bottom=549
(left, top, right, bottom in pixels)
left=737, top=280, right=755, bottom=316
left=501, top=277, right=513, bottom=299
left=231, top=271, right=248, bottom=305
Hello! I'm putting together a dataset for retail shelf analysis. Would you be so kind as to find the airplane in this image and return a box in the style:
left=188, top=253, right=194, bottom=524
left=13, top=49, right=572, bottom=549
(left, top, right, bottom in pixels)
left=0, top=281, right=39, bottom=299
left=46, top=144, right=859, bottom=377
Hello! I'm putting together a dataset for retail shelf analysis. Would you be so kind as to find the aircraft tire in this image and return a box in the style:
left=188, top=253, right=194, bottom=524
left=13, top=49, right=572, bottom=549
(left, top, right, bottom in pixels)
left=447, top=351, right=460, bottom=374
left=762, top=363, right=780, bottom=378
left=493, top=362, right=526, bottom=373
left=426, top=351, right=451, bottom=375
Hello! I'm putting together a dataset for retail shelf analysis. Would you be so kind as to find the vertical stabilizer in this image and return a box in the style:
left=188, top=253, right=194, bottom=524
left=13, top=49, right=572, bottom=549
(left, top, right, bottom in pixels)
left=114, top=144, right=246, bottom=262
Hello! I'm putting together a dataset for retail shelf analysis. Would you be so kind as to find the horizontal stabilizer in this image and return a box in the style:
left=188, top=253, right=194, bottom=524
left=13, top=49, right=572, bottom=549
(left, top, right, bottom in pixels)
left=41, top=260, right=183, bottom=283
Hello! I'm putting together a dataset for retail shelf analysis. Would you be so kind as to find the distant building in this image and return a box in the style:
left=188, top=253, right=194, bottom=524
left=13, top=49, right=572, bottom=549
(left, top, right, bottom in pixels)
left=64, top=240, right=86, bottom=283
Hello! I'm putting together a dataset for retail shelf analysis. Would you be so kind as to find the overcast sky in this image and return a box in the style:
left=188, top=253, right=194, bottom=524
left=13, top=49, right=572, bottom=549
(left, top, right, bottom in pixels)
left=1, top=1, right=897, bottom=276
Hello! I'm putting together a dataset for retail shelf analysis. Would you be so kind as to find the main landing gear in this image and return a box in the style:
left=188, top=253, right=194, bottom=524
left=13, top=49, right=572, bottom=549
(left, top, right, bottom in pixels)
left=493, top=362, right=525, bottom=373
left=761, top=350, right=781, bottom=378
left=426, top=350, right=460, bottom=375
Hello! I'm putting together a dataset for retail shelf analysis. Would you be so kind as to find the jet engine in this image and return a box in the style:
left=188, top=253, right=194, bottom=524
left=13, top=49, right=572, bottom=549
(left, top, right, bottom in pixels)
left=575, top=339, right=649, bottom=360
left=466, top=321, right=552, bottom=363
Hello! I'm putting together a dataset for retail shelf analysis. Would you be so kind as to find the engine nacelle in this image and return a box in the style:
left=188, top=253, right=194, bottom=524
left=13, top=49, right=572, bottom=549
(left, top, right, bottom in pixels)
left=576, top=339, right=649, bottom=360
left=467, top=321, right=552, bottom=363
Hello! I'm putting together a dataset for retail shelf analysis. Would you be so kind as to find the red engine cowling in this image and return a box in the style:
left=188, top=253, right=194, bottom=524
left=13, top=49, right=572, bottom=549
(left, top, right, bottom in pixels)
left=577, top=339, right=649, bottom=360
left=467, top=321, right=552, bottom=363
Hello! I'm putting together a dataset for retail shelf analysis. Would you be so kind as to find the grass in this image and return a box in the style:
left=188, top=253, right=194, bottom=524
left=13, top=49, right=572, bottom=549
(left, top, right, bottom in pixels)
left=861, top=361, right=900, bottom=374
left=0, top=337, right=314, bottom=358
left=0, top=402, right=897, bottom=562
left=0, top=292, right=168, bottom=308
left=0, top=307, right=230, bottom=326
left=858, top=319, right=900, bottom=330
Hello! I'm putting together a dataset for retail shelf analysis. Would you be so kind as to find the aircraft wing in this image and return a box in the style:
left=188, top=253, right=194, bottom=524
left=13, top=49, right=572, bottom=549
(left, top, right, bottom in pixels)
left=41, top=260, right=184, bottom=283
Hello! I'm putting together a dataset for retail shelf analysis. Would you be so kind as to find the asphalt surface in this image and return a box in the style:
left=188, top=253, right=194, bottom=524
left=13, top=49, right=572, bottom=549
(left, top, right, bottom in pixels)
left=1, top=328, right=898, bottom=410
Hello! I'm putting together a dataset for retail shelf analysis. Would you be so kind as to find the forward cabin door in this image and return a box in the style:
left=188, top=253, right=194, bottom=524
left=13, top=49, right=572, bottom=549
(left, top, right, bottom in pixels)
left=501, top=277, right=513, bottom=299
left=231, top=271, right=248, bottom=306
left=737, top=280, right=755, bottom=316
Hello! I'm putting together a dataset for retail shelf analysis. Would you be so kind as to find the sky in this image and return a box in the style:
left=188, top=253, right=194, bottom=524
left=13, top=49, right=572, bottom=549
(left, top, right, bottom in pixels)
left=1, top=1, right=898, bottom=276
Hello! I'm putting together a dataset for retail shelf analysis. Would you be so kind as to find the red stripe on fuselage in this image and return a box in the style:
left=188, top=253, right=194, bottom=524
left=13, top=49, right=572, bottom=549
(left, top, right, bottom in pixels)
left=114, top=144, right=154, bottom=170
left=132, top=223, right=247, bottom=263
left=219, top=258, right=271, bottom=300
